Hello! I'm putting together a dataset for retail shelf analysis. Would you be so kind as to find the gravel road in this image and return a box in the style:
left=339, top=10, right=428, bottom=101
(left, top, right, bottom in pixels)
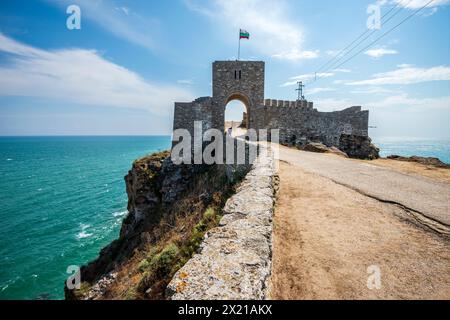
left=278, top=145, right=450, bottom=229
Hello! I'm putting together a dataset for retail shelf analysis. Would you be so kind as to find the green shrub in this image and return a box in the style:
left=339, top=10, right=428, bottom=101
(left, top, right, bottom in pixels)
left=203, top=207, right=215, bottom=221
left=137, top=243, right=180, bottom=294
left=149, top=243, right=180, bottom=277
left=138, top=247, right=159, bottom=273
left=124, top=288, right=138, bottom=300
left=182, top=207, right=217, bottom=257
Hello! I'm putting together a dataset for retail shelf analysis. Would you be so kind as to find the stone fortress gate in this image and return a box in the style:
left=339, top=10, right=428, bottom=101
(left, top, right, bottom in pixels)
left=173, top=60, right=370, bottom=150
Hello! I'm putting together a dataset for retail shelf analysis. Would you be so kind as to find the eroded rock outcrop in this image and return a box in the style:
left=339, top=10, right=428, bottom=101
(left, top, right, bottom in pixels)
left=387, top=155, right=449, bottom=168
left=166, top=148, right=278, bottom=300
left=302, top=142, right=349, bottom=158
left=339, top=134, right=380, bottom=160
left=303, top=142, right=329, bottom=153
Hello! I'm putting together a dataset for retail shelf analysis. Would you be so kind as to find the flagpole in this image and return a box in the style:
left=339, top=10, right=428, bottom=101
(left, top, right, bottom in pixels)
left=238, top=30, right=241, bottom=61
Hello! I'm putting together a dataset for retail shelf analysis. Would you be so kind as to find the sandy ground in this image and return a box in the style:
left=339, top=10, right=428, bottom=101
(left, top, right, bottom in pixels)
left=270, top=161, right=450, bottom=300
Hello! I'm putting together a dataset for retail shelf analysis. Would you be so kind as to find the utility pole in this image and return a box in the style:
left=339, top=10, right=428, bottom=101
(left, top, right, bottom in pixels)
left=296, top=81, right=305, bottom=101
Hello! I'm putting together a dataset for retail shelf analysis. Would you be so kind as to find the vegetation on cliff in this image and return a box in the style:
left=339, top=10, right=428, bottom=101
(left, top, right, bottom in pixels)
left=66, top=151, right=242, bottom=300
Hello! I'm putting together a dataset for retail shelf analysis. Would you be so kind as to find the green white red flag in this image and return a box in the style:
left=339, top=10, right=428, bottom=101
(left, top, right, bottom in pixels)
left=239, top=29, right=250, bottom=40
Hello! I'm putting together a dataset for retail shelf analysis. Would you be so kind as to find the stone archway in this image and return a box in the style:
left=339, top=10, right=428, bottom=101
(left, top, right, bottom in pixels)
left=225, top=92, right=251, bottom=129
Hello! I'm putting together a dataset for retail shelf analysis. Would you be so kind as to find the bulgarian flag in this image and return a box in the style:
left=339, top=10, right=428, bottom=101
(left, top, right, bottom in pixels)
left=239, top=29, right=250, bottom=40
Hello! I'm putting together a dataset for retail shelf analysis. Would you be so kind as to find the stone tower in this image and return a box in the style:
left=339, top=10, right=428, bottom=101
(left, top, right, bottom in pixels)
left=211, top=61, right=265, bottom=132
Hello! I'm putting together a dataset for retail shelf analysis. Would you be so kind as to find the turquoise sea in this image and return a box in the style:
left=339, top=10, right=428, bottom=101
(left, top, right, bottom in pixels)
left=0, top=136, right=171, bottom=300
left=373, top=137, right=450, bottom=164
left=0, top=136, right=448, bottom=300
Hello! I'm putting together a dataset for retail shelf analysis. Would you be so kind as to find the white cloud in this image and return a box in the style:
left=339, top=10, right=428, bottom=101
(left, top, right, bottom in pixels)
left=177, top=79, right=194, bottom=85
left=332, top=68, right=352, bottom=73
left=0, top=33, right=194, bottom=115
left=368, top=93, right=450, bottom=111
left=393, top=0, right=450, bottom=16
left=364, top=48, right=398, bottom=58
left=280, top=81, right=301, bottom=87
left=306, top=87, right=336, bottom=95
left=183, top=0, right=214, bottom=16
left=313, top=98, right=353, bottom=112
left=422, top=7, right=439, bottom=16
left=184, top=0, right=317, bottom=61
left=291, top=72, right=335, bottom=81
left=326, top=50, right=339, bottom=56
left=281, top=68, right=352, bottom=87
left=394, top=0, right=450, bottom=9
left=346, top=66, right=450, bottom=85
left=115, top=6, right=130, bottom=16
left=350, top=87, right=401, bottom=95
left=273, top=49, right=319, bottom=61
left=46, top=0, right=159, bottom=51
left=315, top=94, right=450, bottom=113
left=281, top=72, right=334, bottom=87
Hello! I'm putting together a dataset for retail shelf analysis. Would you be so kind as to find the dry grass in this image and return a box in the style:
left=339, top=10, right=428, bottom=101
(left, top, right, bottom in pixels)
left=365, top=158, right=450, bottom=184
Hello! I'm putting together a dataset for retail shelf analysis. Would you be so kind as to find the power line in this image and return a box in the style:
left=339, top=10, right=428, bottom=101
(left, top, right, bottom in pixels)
left=314, top=1, right=407, bottom=76
left=317, top=0, right=435, bottom=78
left=318, top=2, right=409, bottom=75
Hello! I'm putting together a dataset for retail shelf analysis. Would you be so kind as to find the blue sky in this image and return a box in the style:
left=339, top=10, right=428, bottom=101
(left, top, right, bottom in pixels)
left=0, top=0, right=449, bottom=138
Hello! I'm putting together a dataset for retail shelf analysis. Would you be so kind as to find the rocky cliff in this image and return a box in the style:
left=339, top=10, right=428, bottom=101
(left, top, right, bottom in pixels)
left=64, top=138, right=281, bottom=300
left=339, top=134, right=380, bottom=160
left=65, top=151, right=247, bottom=300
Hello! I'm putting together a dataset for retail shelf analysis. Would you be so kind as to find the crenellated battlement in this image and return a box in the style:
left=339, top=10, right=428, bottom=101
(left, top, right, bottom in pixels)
left=263, top=99, right=314, bottom=109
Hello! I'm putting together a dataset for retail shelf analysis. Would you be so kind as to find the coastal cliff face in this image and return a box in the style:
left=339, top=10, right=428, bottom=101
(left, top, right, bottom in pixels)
left=65, top=151, right=243, bottom=300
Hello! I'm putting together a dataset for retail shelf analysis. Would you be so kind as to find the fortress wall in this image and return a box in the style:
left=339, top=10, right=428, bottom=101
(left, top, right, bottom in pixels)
left=173, top=97, right=369, bottom=149
left=254, top=102, right=369, bottom=147
left=172, top=97, right=214, bottom=146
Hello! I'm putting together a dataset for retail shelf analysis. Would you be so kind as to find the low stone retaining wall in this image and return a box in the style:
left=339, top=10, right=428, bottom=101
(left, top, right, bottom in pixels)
left=166, top=147, right=278, bottom=300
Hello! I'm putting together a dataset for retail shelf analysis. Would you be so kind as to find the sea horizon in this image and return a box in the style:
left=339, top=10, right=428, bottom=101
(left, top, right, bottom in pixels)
left=1, top=135, right=449, bottom=163
left=0, top=134, right=172, bottom=137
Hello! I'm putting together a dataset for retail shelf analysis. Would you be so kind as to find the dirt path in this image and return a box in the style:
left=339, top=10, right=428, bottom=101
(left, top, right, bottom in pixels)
left=270, top=161, right=450, bottom=300
left=277, top=146, right=450, bottom=231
